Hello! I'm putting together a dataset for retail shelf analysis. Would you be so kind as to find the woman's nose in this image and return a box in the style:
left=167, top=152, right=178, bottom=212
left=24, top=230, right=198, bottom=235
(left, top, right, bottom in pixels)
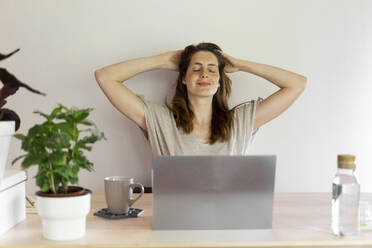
left=200, top=69, right=208, bottom=78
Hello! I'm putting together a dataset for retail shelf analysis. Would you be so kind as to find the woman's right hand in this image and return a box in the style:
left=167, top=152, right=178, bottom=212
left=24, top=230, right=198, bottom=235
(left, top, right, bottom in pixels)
left=157, top=50, right=183, bottom=71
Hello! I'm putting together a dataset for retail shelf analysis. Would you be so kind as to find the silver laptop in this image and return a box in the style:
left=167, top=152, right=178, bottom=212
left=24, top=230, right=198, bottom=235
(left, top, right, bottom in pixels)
left=152, top=155, right=276, bottom=230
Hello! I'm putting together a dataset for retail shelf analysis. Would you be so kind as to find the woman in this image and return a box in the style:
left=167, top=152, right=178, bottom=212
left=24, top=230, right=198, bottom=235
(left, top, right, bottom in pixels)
left=94, top=42, right=307, bottom=155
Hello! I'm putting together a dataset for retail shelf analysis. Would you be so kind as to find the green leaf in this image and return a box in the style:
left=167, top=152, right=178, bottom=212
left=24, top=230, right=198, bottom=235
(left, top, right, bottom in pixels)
left=45, top=131, right=70, bottom=149
left=73, top=109, right=91, bottom=123
left=54, top=165, right=71, bottom=179
left=75, top=141, right=92, bottom=151
left=80, top=120, right=93, bottom=126
left=78, top=144, right=92, bottom=151
left=22, top=154, right=42, bottom=168
left=57, top=103, right=70, bottom=113
left=69, top=165, right=79, bottom=184
left=50, top=106, right=63, bottom=118
left=13, top=133, right=26, bottom=141
left=36, top=173, right=44, bottom=187
left=71, top=165, right=80, bottom=174
left=41, top=180, right=50, bottom=192
left=56, top=122, right=75, bottom=138
left=80, top=157, right=94, bottom=172
left=36, top=170, right=49, bottom=192
left=70, top=177, right=78, bottom=184
left=49, top=152, right=66, bottom=166
left=83, top=146, right=92, bottom=151
left=33, top=110, right=50, bottom=120
left=78, top=132, right=105, bottom=145
left=27, top=124, right=43, bottom=137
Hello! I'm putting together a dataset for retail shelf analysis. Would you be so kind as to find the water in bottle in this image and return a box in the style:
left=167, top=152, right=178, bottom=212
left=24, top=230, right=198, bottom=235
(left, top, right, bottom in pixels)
left=332, top=154, right=360, bottom=236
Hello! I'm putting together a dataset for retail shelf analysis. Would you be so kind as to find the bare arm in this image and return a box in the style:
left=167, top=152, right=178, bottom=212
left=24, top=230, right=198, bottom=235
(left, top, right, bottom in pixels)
left=94, top=50, right=181, bottom=131
left=236, top=60, right=307, bottom=130
left=222, top=52, right=307, bottom=130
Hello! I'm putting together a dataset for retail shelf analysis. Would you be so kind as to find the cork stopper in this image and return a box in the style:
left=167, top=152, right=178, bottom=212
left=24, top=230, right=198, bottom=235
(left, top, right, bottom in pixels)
left=337, top=154, right=356, bottom=169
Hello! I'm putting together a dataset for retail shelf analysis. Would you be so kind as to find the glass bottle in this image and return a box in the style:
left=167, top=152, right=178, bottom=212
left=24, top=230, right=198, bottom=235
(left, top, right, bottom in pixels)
left=332, top=154, right=360, bottom=236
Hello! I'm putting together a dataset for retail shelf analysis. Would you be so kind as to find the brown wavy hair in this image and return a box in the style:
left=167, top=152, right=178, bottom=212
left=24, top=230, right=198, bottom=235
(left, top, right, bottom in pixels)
left=166, top=42, right=235, bottom=145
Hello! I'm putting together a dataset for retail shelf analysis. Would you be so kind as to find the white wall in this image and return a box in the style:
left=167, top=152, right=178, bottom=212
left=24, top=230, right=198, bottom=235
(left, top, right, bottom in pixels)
left=1, top=0, right=371, bottom=194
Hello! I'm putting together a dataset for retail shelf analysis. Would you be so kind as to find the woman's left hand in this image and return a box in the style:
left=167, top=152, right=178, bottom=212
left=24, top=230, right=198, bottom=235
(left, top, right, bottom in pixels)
left=221, top=52, right=241, bottom=73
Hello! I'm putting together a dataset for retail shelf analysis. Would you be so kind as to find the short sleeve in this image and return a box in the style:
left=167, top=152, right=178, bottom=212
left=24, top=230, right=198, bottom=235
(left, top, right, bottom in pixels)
left=136, top=94, right=151, bottom=139
left=233, top=97, right=264, bottom=149
left=136, top=94, right=169, bottom=138
left=251, top=97, right=264, bottom=136
left=136, top=94, right=175, bottom=155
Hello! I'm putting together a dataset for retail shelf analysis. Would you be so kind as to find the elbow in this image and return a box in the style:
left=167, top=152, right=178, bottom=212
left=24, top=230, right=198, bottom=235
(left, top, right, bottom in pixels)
left=299, top=75, right=307, bottom=89
left=94, top=69, right=101, bottom=79
left=302, top=76, right=308, bottom=84
left=292, top=76, right=307, bottom=93
left=94, top=69, right=104, bottom=85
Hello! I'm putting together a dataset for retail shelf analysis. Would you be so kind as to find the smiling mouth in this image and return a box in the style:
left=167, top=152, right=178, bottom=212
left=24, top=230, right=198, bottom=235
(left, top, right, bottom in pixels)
left=197, top=82, right=211, bottom=86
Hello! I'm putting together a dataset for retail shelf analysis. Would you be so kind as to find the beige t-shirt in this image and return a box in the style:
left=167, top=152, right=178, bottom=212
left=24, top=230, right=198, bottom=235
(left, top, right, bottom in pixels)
left=138, top=95, right=263, bottom=156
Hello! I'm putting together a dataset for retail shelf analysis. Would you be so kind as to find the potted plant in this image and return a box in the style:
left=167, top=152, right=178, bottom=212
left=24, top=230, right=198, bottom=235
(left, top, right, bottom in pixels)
left=11, top=104, right=105, bottom=240
left=0, top=48, right=45, bottom=180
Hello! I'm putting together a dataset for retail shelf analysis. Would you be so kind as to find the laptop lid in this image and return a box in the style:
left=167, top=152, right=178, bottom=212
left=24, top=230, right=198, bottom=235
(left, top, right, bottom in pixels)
left=152, top=155, right=276, bottom=230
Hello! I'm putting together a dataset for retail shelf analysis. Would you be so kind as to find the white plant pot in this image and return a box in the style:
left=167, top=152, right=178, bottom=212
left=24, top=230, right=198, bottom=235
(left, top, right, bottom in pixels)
left=36, top=189, right=91, bottom=240
left=0, top=121, right=15, bottom=181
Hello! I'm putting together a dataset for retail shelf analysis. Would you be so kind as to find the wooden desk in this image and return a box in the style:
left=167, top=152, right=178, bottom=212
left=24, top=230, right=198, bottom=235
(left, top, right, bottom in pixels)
left=1, top=193, right=372, bottom=247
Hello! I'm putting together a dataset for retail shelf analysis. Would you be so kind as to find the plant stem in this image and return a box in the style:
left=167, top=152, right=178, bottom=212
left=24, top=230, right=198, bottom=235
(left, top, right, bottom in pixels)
left=63, top=184, right=68, bottom=193
left=50, top=171, right=56, bottom=194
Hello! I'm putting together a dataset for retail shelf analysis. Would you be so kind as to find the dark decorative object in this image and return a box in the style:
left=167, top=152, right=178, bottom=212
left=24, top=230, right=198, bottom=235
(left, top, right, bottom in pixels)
left=0, top=48, right=46, bottom=131
left=94, top=208, right=144, bottom=219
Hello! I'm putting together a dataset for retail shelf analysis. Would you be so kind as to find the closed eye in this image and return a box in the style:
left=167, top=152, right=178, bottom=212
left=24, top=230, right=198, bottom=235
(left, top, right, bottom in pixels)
left=193, top=69, right=216, bottom=73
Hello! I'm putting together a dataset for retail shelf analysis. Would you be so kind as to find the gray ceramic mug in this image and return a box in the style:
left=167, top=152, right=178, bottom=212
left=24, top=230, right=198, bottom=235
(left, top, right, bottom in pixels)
left=104, top=176, right=144, bottom=214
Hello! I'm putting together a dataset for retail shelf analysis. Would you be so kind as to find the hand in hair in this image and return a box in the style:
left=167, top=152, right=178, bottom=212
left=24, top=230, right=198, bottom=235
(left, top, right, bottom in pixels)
left=158, top=50, right=183, bottom=71
left=221, top=52, right=241, bottom=73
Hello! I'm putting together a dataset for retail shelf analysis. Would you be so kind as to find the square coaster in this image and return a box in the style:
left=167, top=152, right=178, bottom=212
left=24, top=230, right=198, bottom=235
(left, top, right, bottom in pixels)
left=94, top=208, right=144, bottom=219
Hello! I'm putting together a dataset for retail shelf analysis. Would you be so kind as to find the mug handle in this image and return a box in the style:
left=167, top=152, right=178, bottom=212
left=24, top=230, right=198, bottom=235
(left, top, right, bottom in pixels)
left=129, top=183, right=144, bottom=207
